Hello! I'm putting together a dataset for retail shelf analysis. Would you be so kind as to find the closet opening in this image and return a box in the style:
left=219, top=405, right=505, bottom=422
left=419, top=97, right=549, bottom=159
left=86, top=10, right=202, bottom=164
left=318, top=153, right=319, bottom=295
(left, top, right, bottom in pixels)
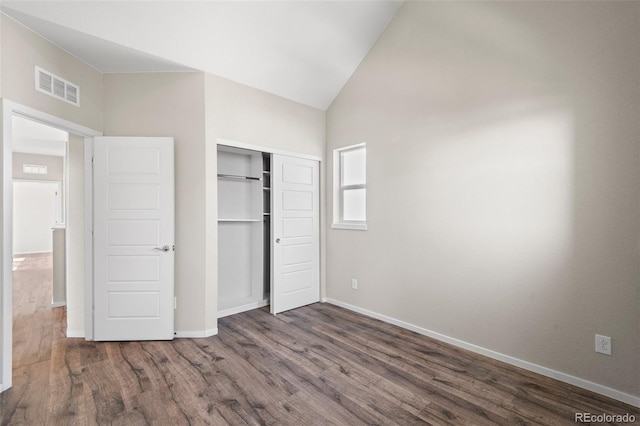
left=216, top=142, right=321, bottom=318
left=217, top=146, right=271, bottom=317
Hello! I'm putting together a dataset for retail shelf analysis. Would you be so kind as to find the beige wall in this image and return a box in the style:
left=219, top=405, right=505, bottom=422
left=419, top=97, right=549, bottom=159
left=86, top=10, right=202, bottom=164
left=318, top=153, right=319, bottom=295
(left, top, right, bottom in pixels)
left=12, top=152, right=63, bottom=182
left=103, top=72, right=207, bottom=334
left=326, top=1, right=640, bottom=398
left=1, top=14, right=102, bottom=131
left=205, top=74, right=325, bottom=157
left=204, top=73, right=326, bottom=330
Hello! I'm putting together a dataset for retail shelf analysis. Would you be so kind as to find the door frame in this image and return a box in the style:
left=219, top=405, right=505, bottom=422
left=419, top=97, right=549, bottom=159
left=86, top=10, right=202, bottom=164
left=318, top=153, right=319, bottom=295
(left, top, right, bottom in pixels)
left=1, top=100, right=101, bottom=392
left=217, top=138, right=321, bottom=163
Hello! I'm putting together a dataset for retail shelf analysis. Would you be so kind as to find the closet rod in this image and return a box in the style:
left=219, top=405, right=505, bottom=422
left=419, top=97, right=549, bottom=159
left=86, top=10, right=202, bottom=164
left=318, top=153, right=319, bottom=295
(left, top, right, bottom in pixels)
left=217, top=174, right=262, bottom=181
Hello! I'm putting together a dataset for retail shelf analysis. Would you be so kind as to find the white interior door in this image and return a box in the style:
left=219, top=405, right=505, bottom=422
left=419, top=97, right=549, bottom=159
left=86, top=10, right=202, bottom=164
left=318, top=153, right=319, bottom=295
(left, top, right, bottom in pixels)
left=271, top=154, right=319, bottom=314
left=93, top=137, right=174, bottom=340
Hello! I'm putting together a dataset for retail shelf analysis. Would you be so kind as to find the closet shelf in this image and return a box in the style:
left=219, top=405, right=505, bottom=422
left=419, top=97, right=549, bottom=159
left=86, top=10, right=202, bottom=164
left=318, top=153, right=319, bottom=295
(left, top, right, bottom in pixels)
left=218, top=218, right=262, bottom=222
left=217, top=173, right=262, bottom=181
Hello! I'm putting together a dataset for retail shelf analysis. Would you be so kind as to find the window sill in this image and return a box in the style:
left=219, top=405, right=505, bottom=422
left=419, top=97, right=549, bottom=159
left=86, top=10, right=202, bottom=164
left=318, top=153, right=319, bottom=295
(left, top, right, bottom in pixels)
left=332, top=223, right=368, bottom=231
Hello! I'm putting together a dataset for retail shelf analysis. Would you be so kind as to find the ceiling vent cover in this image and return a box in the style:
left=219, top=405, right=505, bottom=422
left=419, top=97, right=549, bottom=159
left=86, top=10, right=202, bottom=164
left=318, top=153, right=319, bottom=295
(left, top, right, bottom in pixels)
left=35, top=66, right=80, bottom=107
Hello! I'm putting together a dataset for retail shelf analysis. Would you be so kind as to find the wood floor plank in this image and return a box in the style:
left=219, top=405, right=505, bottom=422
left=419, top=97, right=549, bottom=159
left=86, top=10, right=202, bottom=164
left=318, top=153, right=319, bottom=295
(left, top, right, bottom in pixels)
left=45, top=338, right=86, bottom=425
left=135, top=341, right=204, bottom=424
left=1, top=360, right=51, bottom=425
left=283, top=308, right=501, bottom=423
left=219, top=315, right=399, bottom=425
left=2, top=254, right=639, bottom=425
left=246, top=308, right=541, bottom=425
left=239, top=309, right=465, bottom=424
left=295, top=303, right=637, bottom=424
left=311, top=325, right=509, bottom=424
left=310, top=318, right=555, bottom=424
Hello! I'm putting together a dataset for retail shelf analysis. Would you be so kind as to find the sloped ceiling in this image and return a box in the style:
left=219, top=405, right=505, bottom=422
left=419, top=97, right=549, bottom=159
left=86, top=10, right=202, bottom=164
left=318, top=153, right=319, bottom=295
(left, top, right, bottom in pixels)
left=1, top=1, right=403, bottom=110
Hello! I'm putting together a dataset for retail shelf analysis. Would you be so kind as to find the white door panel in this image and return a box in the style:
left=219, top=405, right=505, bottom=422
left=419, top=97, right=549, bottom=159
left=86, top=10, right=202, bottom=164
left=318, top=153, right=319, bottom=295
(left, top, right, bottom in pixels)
left=282, top=163, right=313, bottom=184
left=94, top=137, right=174, bottom=341
left=108, top=255, right=160, bottom=281
left=282, top=190, right=313, bottom=210
left=108, top=183, right=160, bottom=210
left=108, top=292, right=159, bottom=318
left=282, top=217, right=313, bottom=237
left=282, top=269, right=313, bottom=293
left=109, top=220, right=160, bottom=246
left=108, top=147, right=161, bottom=174
left=271, top=155, right=319, bottom=314
left=282, top=243, right=313, bottom=266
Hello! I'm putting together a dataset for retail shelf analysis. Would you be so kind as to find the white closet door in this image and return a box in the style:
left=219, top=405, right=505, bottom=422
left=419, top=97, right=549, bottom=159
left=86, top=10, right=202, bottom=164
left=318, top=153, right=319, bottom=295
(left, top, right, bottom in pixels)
left=93, top=137, right=175, bottom=341
left=271, top=154, right=319, bottom=314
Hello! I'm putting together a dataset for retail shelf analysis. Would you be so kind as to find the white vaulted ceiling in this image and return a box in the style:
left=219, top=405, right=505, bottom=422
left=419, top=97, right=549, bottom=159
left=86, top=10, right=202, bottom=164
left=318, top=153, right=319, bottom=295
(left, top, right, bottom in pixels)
left=0, top=1, right=402, bottom=110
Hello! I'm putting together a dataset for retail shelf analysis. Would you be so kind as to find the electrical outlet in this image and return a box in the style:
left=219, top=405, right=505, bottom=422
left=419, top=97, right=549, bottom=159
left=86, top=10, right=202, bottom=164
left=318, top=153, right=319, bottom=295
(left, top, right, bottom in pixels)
left=595, top=334, right=611, bottom=355
left=351, top=278, right=358, bottom=290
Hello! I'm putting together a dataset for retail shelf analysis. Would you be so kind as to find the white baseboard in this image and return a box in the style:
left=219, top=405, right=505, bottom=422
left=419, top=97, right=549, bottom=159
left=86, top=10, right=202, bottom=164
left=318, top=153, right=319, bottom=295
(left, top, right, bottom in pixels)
left=176, top=298, right=271, bottom=338
left=174, top=328, right=218, bottom=338
left=13, top=250, right=52, bottom=256
left=66, top=328, right=219, bottom=339
left=51, top=301, right=66, bottom=308
left=66, top=329, right=84, bottom=338
left=324, top=298, right=640, bottom=408
left=218, top=299, right=269, bottom=319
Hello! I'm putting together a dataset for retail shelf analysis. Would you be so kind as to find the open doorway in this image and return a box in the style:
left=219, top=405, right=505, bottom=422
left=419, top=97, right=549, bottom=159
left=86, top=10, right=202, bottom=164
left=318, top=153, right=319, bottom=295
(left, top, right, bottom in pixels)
left=11, top=115, right=68, bottom=370
left=1, top=100, right=101, bottom=392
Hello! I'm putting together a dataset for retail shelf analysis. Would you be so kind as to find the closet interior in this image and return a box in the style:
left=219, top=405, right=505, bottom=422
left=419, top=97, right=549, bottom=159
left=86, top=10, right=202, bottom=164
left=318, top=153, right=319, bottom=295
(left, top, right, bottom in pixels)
left=217, top=146, right=271, bottom=317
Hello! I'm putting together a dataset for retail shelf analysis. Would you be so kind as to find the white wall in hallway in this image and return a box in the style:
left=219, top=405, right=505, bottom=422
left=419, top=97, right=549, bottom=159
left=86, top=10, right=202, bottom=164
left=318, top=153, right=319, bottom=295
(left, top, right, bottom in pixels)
left=13, top=180, right=57, bottom=254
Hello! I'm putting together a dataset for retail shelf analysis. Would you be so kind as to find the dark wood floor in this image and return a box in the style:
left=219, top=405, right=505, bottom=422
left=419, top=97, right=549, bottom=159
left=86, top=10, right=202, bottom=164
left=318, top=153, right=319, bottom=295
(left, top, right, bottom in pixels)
left=1, top=254, right=638, bottom=425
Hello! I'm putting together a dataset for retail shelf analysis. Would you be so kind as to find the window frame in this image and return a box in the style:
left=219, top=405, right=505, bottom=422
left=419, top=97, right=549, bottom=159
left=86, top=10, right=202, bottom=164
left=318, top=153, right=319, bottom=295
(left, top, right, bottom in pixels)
left=332, top=143, right=367, bottom=231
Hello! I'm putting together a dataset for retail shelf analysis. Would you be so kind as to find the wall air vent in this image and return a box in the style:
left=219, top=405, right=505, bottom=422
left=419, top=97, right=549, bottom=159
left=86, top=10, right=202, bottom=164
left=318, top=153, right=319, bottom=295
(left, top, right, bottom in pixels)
left=35, top=66, right=80, bottom=107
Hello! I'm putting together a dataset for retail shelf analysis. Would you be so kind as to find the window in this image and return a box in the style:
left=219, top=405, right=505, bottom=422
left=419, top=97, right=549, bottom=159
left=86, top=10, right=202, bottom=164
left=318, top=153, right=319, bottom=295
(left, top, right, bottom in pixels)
left=333, top=143, right=367, bottom=230
left=23, top=164, right=48, bottom=175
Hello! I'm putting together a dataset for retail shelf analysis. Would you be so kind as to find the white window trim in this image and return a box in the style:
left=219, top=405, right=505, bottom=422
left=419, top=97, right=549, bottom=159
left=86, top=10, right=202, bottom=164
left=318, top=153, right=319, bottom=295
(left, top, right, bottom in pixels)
left=332, top=222, right=368, bottom=231
left=332, top=143, right=367, bottom=231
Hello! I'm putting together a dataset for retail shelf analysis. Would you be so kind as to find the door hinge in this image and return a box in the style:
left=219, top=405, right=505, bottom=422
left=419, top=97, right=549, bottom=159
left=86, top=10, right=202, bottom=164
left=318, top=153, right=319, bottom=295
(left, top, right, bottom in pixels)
left=174, top=297, right=177, bottom=310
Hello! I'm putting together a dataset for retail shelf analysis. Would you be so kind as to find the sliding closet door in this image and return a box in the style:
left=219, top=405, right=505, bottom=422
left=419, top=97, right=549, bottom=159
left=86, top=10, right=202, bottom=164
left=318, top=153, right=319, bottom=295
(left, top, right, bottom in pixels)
left=271, top=154, right=319, bottom=314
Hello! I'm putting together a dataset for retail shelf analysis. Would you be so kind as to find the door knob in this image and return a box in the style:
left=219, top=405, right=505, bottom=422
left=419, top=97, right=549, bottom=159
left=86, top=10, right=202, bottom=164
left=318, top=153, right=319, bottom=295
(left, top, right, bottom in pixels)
left=153, top=245, right=170, bottom=252
left=275, top=238, right=281, bottom=244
